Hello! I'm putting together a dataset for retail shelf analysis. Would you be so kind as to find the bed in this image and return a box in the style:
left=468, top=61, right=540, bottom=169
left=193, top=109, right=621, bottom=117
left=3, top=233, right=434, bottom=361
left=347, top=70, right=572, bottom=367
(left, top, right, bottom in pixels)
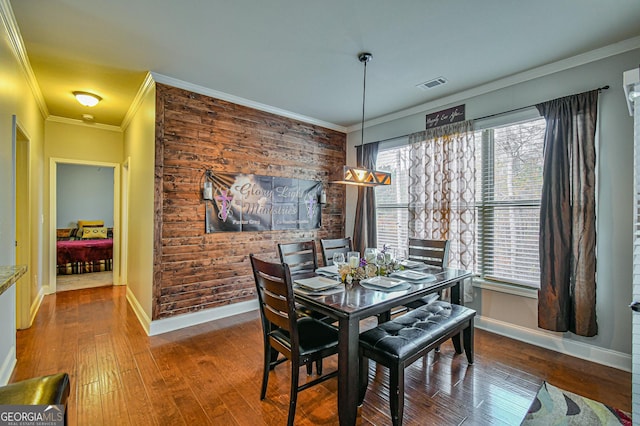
left=56, top=222, right=113, bottom=275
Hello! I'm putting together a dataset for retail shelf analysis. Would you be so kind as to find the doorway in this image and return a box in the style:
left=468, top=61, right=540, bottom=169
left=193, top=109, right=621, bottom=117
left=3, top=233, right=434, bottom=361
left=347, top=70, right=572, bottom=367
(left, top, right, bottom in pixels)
left=49, top=158, right=121, bottom=293
left=13, top=116, right=31, bottom=329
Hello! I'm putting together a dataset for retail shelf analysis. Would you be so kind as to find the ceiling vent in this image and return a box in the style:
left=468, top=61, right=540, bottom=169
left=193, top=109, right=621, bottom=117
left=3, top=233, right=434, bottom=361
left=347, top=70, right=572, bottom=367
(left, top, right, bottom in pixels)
left=417, top=77, right=448, bottom=90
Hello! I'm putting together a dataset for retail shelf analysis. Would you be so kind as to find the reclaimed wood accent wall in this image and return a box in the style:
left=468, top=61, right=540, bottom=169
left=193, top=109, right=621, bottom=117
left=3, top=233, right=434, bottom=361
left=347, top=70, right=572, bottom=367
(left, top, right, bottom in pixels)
left=153, top=83, right=346, bottom=319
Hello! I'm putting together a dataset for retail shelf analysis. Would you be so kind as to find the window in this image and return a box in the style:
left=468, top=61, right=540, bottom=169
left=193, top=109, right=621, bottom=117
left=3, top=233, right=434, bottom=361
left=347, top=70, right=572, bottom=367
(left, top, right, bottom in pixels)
left=375, top=116, right=545, bottom=289
left=376, top=144, right=410, bottom=258
left=476, top=118, right=545, bottom=288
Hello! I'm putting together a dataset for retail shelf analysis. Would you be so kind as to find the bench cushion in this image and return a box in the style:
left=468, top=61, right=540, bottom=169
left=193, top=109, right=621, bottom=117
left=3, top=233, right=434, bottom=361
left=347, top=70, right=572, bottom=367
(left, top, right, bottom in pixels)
left=360, top=301, right=475, bottom=362
left=0, top=373, right=70, bottom=405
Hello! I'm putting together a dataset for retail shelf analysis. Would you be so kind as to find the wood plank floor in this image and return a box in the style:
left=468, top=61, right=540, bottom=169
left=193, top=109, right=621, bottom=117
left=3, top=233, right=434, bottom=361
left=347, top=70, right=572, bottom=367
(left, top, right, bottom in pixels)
left=11, top=286, right=631, bottom=425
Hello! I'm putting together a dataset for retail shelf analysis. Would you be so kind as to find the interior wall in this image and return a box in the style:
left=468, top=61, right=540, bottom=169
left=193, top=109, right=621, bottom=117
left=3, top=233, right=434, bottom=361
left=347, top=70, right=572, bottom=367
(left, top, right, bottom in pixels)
left=153, top=83, right=346, bottom=320
left=346, top=48, right=639, bottom=357
left=122, top=83, right=156, bottom=320
left=56, top=164, right=114, bottom=228
left=0, top=8, right=46, bottom=384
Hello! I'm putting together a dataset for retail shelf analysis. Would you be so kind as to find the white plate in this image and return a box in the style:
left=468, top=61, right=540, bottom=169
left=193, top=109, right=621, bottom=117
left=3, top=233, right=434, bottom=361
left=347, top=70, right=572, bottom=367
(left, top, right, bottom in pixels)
left=294, top=276, right=340, bottom=291
left=360, top=276, right=406, bottom=289
left=400, top=260, right=426, bottom=269
left=315, top=265, right=339, bottom=276
left=390, top=270, right=437, bottom=282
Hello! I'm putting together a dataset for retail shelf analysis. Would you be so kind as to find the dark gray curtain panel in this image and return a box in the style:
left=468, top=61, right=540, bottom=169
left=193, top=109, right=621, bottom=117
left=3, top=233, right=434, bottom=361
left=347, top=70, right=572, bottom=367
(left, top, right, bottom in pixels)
left=536, top=89, right=599, bottom=337
left=353, top=142, right=379, bottom=254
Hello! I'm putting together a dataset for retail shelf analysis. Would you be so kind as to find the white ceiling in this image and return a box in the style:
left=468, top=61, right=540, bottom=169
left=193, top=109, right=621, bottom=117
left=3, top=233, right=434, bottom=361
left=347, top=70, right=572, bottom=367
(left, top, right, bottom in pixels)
left=9, top=0, right=640, bottom=129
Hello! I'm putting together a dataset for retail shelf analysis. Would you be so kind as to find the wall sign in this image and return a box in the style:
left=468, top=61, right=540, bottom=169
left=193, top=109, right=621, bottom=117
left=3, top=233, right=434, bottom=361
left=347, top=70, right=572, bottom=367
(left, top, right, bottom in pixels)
left=426, top=104, right=465, bottom=129
left=204, top=172, right=322, bottom=233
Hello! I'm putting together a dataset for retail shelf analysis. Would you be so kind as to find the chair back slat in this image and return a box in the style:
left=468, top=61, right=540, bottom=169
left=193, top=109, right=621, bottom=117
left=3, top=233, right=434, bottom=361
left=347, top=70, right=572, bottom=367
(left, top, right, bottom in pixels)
left=250, top=255, right=298, bottom=339
left=264, top=303, right=291, bottom=331
left=277, top=241, right=318, bottom=272
left=320, top=237, right=352, bottom=265
left=408, top=238, right=450, bottom=268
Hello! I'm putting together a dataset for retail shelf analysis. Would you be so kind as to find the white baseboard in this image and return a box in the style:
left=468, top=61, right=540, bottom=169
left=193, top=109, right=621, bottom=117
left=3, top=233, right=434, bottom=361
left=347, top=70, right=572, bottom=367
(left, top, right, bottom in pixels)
left=0, top=345, right=16, bottom=386
left=124, top=287, right=259, bottom=336
left=125, top=287, right=151, bottom=334
left=148, top=300, right=259, bottom=336
left=476, top=315, right=632, bottom=372
left=29, top=287, right=44, bottom=327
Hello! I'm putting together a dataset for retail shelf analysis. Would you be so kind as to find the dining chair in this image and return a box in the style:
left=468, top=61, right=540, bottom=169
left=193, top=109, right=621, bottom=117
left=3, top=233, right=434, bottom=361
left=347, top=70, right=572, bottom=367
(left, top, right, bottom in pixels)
left=320, top=237, right=353, bottom=266
left=404, top=238, right=450, bottom=310
left=278, top=239, right=335, bottom=342
left=277, top=240, right=318, bottom=274
left=250, top=255, right=339, bottom=426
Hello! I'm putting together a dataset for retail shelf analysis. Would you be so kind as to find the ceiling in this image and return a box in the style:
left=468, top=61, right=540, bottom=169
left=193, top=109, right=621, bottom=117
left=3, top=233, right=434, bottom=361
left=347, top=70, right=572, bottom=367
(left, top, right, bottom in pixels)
left=9, top=0, right=640, bottom=130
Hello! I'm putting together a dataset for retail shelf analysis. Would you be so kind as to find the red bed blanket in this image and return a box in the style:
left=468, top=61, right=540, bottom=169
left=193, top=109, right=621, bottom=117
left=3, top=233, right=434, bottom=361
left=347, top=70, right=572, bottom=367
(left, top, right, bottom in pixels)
left=57, top=239, right=113, bottom=265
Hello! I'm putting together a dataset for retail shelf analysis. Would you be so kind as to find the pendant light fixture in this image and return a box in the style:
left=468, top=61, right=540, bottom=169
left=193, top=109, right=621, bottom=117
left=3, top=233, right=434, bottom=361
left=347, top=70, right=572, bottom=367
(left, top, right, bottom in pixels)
left=333, top=52, right=391, bottom=187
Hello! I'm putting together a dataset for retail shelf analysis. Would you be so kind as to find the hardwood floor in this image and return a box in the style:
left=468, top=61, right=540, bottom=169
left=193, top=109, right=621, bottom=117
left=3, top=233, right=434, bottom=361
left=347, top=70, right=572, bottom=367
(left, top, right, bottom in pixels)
left=11, top=286, right=631, bottom=425
left=56, top=271, right=113, bottom=292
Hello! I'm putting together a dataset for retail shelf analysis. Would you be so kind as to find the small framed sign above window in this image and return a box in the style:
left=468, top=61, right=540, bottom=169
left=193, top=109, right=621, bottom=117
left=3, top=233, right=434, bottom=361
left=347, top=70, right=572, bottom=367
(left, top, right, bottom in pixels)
left=426, top=104, right=465, bottom=129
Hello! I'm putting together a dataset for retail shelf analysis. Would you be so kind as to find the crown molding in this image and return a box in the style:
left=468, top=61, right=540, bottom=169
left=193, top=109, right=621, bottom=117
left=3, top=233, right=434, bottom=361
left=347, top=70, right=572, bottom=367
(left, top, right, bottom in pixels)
left=121, top=72, right=155, bottom=131
left=350, top=35, right=640, bottom=133
left=46, top=115, right=122, bottom=133
left=0, top=0, right=48, bottom=118
left=151, top=72, right=347, bottom=133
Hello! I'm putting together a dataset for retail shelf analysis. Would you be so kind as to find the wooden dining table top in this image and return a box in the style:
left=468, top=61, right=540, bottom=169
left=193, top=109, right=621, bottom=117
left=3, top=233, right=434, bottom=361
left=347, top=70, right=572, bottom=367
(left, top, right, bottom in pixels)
left=293, top=267, right=472, bottom=319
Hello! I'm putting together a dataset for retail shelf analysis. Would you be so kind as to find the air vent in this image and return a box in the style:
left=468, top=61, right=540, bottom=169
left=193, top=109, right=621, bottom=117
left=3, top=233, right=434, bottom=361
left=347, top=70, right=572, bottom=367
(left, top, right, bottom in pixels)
left=416, top=77, right=448, bottom=90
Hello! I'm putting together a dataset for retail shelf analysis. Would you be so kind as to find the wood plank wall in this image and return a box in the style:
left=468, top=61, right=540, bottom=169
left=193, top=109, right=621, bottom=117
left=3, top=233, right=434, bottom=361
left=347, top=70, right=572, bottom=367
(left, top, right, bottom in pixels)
left=153, top=83, right=346, bottom=320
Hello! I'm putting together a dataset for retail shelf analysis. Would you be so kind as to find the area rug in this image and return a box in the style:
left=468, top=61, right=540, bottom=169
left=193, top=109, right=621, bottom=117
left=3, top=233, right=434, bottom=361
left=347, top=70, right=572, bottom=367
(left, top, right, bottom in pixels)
left=521, top=381, right=631, bottom=425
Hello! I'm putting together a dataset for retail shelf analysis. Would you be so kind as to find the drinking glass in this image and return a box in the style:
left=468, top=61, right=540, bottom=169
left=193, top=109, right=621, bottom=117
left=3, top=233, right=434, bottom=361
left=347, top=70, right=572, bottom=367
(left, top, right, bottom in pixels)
left=384, top=248, right=395, bottom=264
left=364, top=248, right=377, bottom=264
left=347, top=251, right=360, bottom=268
left=375, top=252, right=386, bottom=276
left=333, top=252, right=345, bottom=267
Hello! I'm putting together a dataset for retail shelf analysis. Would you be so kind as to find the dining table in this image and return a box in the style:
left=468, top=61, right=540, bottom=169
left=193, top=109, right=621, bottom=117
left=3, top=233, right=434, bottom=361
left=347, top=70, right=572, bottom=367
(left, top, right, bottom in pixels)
left=293, top=266, right=473, bottom=426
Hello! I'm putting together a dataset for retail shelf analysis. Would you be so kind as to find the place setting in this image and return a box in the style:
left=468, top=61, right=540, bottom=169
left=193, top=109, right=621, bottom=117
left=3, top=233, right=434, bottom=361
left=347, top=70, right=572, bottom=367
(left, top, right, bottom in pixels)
left=389, top=268, right=437, bottom=283
left=293, top=275, right=344, bottom=296
left=359, top=276, right=411, bottom=292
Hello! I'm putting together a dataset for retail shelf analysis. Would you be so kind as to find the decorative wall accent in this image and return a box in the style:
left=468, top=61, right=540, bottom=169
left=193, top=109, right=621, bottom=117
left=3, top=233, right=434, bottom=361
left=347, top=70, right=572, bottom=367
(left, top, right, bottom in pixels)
left=154, top=83, right=346, bottom=320
left=426, top=104, right=465, bottom=129
left=204, top=172, right=322, bottom=232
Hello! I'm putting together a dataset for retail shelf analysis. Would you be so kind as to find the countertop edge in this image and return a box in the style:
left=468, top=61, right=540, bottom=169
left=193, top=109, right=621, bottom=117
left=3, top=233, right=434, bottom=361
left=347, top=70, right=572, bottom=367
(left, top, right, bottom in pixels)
left=0, top=265, right=28, bottom=297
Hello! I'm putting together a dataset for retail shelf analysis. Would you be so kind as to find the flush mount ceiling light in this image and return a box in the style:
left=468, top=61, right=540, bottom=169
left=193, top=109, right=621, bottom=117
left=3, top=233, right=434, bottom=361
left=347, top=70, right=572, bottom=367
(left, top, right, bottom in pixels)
left=333, top=53, right=391, bottom=187
left=73, top=91, right=102, bottom=107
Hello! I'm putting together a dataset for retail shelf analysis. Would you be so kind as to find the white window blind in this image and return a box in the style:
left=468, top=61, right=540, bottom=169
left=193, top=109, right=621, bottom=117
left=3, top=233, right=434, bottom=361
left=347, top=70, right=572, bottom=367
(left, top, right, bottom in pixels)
left=376, top=145, right=410, bottom=258
left=476, top=118, right=545, bottom=287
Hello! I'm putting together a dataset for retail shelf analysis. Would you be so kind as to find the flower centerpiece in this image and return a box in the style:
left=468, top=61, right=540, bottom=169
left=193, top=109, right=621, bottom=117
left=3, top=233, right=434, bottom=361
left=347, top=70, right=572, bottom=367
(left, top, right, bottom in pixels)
left=338, top=258, right=377, bottom=284
left=338, top=245, right=401, bottom=284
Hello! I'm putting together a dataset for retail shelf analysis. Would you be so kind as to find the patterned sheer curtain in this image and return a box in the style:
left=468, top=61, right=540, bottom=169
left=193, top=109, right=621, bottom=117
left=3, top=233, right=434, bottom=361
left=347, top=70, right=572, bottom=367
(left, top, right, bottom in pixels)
left=408, top=121, right=476, bottom=299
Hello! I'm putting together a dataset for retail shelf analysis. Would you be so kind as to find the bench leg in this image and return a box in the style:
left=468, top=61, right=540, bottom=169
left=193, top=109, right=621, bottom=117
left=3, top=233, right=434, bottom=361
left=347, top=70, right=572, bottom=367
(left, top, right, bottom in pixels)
left=463, top=320, right=475, bottom=364
left=451, top=332, right=463, bottom=354
left=389, top=363, right=405, bottom=426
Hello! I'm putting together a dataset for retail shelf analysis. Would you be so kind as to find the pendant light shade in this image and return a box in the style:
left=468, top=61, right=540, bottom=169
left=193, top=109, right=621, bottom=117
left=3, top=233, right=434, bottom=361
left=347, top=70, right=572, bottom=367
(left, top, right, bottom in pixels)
left=333, top=52, right=391, bottom=187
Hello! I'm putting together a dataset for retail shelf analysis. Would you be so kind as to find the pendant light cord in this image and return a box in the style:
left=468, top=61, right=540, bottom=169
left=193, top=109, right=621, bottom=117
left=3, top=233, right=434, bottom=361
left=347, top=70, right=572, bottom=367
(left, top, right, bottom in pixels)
left=359, top=57, right=367, bottom=167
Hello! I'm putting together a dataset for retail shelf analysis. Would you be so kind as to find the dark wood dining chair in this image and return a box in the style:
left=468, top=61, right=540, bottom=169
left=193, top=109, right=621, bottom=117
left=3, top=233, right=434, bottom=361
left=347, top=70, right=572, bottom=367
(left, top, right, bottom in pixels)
left=278, top=239, right=335, bottom=343
left=320, top=237, right=352, bottom=266
left=250, top=255, right=339, bottom=426
left=277, top=240, right=318, bottom=274
left=404, top=238, right=450, bottom=310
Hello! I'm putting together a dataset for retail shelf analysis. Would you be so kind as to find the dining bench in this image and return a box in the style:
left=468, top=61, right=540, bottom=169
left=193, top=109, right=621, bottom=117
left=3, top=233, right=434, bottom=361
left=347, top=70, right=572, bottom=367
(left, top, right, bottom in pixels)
left=359, top=301, right=476, bottom=426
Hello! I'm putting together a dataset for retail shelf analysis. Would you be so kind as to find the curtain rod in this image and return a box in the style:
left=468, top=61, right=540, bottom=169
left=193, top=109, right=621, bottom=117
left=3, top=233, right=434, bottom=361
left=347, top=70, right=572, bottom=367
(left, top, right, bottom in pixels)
left=370, top=85, right=609, bottom=145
